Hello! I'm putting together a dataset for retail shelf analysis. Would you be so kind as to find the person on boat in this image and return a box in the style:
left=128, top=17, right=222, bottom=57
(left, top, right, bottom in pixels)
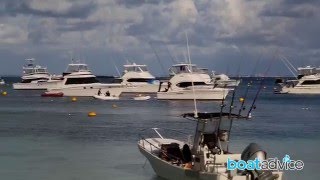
left=167, top=82, right=172, bottom=90
left=105, top=91, right=110, bottom=97
left=97, top=88, right=102, bottom=96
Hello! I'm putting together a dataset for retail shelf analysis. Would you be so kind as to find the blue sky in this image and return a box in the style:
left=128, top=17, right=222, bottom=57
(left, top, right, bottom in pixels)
left=1, top=0, right=320, bottom=76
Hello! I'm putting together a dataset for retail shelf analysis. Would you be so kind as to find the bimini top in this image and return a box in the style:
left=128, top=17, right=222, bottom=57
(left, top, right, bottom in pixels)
left=182, top=112, right=246, bottom=120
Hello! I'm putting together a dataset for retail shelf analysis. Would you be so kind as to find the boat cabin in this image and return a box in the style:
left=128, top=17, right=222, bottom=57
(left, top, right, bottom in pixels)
left=63, top=63, right=90, bottom=76
left=183, top=112, right=244, bottom=154
left=297, top=66, right=320, bottom=79
left=169, top=64, right=201, bottom=75
left=23, top=58, right=49, bottom=75
left=122, top=63, right=156, bottom=83
left=123, top=63, right=148, bottom=73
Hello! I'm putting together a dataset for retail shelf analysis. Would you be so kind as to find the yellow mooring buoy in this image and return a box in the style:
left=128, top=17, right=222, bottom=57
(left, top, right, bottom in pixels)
left=71, top=97, right=77, bottom=102
left=2, top=91, right=7, bottom=96
left=112, top=104, right=118, bottom=108
left=239, top=97, right=245, bottom=102
left=88, top=111, right=97, bottom=117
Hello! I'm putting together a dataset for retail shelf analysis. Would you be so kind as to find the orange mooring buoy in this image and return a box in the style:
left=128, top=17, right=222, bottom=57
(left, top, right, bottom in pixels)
left=88, top=111, right=97, bottom=117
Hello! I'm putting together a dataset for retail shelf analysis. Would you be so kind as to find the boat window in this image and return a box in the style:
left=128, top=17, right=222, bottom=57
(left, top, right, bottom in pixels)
left=125, top=66, right=147, bottom=72
left=176, top=82, right=207, bottom=88
left=301, top=80, right=320, bottom=85
left=36, top=68, right=47, bottom=73
left=127, top=78, right=153, bottom=83
left=65, top=77, right=99, bottom=85
left=21, top=78, right=49, bottom=83
left=159, top=143, right=183, bottom=162
left=66, top=64, right=88, bottom=73
left=23, top=69, right=34, bottom=74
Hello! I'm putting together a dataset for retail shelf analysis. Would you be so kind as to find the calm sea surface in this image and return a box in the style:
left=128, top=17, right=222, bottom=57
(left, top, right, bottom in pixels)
left=0, top=77, right=319, bottom=180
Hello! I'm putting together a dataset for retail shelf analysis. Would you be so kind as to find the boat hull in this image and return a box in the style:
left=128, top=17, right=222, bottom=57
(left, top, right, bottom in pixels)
left=139, top=144, right=283, bottom=180
left=122, top=84, right=160, bottom=93
left=139, top=145, right=232, bottom=180
left=157, top=88, right=228, bottom=100
left=13, top=80, right=62, bottom=90
left=13, top=82, right=51, bottom=90
left=281, top=86, right=320, bottom=94
left=47, top=84, right=123, bottom=97
left=93, top=95, right=119, bottom=100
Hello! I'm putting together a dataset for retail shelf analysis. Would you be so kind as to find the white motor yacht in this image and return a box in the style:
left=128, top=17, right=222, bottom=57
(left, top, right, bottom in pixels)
left=46, top=63, right=123, bottom=97
left=211, top=73, right=240, bottom=88
left=278, top=73, right=320, bottom=94
left=138, top=112, right=284, bottom=180
left=13, top=58, right=60, bottom=90
left=121, top=63, right=161, bottom=93
left=157, top=64, right=229, bottom=100
left=0, top=77, right=5, bottom=85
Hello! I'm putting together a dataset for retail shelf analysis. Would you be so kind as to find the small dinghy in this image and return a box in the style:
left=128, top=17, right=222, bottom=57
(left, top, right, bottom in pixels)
left=41, top=92, right=64, bottom=97
left=93, top=95, right=119, bottom=100
left=133, top=95, right=151, bottom=100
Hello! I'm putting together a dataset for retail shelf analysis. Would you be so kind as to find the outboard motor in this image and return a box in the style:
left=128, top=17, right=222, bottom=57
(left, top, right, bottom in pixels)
left=241, top=143, right=279, bottom=180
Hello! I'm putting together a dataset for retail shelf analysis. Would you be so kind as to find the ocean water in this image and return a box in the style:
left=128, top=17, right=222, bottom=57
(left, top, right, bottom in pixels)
left=0, top=77, right=319, bottom=180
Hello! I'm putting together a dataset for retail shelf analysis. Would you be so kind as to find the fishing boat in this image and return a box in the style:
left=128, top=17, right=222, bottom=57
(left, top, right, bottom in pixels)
left=13, top=58, right=61, bottom=90
left=46, top=63, right=123, bottom=97
left=277, top=73, right=320, bottom=94
left=139, top=79, right=284, bottom=180
left=211, top=73, right=240, bottom=89
left=138, top=112, right=284, bottom=180
left=121, top=63, right=163, bottom=93
left=157, top=64, right=229, bottom=100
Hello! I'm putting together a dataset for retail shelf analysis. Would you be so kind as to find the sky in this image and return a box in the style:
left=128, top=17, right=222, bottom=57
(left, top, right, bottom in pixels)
left=1, top=0, right=320, bottom=76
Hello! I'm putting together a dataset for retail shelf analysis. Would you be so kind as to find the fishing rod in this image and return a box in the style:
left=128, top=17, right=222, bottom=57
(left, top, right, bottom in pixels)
left=246, top=50, right=278, bottom=119
left=148, top=42, right=167, bottom=75
left=225, top=59, right=243, bottom=152
left=164, top=44, right=178, bottom=64
left=237, top=52, right=263, bottom=117
left=185, top=32, right=198, bottom=118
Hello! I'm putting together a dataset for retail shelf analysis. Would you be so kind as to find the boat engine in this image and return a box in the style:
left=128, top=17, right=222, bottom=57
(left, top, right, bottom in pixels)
left=241, top=143, right=279, bottom=180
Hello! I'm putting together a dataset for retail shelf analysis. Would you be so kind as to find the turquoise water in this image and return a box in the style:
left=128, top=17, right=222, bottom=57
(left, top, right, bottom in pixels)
left=0, top=77, right=319, bottom=180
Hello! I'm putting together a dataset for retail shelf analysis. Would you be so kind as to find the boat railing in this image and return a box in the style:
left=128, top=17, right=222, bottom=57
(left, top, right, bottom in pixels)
left=138, top=128, right=193, bottom=144
left=139, top=135, right=186, bottom=165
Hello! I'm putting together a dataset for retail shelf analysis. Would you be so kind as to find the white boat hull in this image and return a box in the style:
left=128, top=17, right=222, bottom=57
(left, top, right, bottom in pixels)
left=13, top=81, right=58, bottom=90
left=157, top=88, right=228, bottom=100
left=281, top=86, right=320, bottom=94
left=47, top=84, right=123, bottom=97
left=139, top=145, right=241, bottom=180
left=138, top=143, right=283, bottom=180
left=93, top=95, right=119, bottom=100
left=122, top=84, right=160, bottom=93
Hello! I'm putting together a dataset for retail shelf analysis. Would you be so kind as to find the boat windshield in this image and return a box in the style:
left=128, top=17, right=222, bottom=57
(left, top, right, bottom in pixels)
left=66, top=64, right=89, bottom=73
left=169, top=65, right=201, bottom=74
left=125, top=66, right=148, bottom=72
left=23, top=67, right=48, bottom=74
